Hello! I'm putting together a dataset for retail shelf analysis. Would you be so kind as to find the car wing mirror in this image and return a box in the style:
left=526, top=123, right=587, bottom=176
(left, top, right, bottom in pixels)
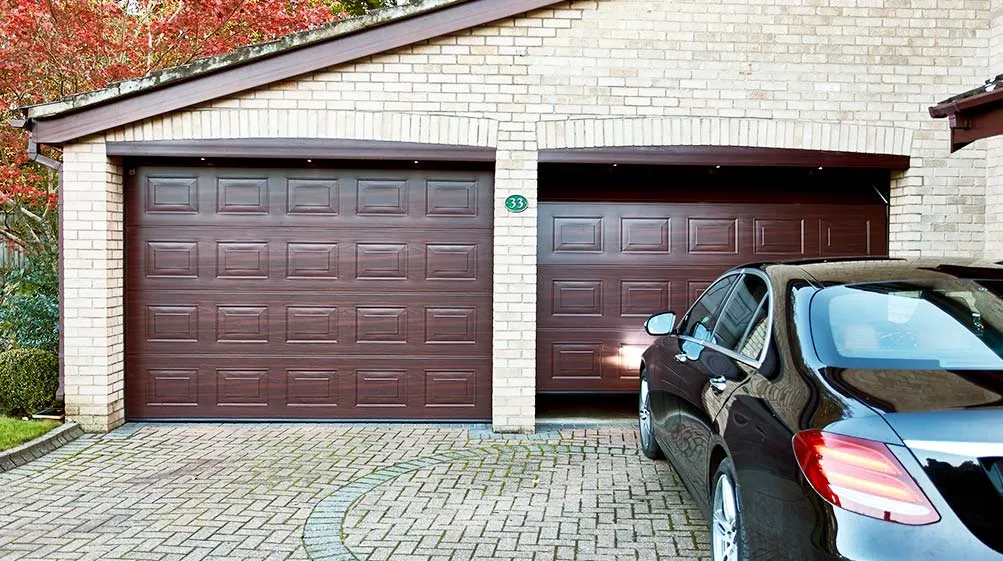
left=644, top=311, right=677, bottom=336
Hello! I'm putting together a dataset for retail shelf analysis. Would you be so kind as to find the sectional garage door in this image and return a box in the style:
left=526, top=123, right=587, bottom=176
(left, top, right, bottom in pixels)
left=126, top=165, right=493, bottom=420
left=537, top=175, right=888, bottom=393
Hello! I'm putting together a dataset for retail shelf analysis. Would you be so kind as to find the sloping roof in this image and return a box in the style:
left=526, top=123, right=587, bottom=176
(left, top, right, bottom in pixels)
left=929, top=74, right=1003, bottom=152
left=929, top=74, right=1003, bottom=118
left=18, top=0, right=564, bottom=145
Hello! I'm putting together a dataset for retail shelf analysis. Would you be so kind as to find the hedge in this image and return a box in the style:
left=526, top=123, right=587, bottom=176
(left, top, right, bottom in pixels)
left=0, top=349, right=59, bottom=417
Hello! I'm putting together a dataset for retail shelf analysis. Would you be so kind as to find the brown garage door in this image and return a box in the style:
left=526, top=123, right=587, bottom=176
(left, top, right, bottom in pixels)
left=537, top=172, right=888, bottom=393
left=126, top=165, right=492, bottom=420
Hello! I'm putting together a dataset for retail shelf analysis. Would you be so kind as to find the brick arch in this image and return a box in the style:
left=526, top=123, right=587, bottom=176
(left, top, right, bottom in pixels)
left=537, top=117, right=913, bottom=156
left=110, top=110, right=501, bottom=148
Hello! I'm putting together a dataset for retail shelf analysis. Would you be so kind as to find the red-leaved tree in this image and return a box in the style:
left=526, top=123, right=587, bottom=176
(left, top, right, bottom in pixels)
left=0, top=0, right=362, bottom=256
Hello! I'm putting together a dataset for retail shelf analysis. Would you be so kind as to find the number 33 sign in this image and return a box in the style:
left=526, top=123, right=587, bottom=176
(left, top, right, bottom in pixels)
left=504, top=195, right=529, bottom=213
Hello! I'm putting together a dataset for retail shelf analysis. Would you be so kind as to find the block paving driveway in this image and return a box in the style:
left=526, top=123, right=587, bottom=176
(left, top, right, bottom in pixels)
left=0, top=424, right=710, bottom=561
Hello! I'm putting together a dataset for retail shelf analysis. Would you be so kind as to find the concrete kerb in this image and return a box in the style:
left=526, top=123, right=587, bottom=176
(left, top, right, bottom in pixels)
left=0, top=421, right=85, bottom=473
left=301, top=441, right=636, bottom=561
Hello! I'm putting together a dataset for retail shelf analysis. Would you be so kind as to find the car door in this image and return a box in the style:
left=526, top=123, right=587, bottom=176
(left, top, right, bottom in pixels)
left=700, top=272, right=771, bottom=417
left=658, top=273, right=740, bottom=474
left=670, top=272, right=771, bottom=501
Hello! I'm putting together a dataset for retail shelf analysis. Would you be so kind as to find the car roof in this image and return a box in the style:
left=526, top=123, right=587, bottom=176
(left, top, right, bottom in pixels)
left=738, top=257, right=1003, bottom=286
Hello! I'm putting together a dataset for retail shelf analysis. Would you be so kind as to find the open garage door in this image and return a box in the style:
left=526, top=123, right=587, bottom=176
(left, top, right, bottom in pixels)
left=537, top=165, right=889, bottom=393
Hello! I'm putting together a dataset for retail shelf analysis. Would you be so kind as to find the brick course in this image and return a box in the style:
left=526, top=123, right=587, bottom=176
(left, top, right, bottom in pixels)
left=61, top=0, right=995, bottom=432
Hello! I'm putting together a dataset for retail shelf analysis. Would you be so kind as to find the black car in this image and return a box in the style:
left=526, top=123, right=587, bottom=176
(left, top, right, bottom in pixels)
left=637, top=258, right=1003, bottom=561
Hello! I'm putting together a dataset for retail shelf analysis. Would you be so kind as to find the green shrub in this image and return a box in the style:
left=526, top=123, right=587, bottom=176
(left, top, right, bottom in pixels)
left=0, top=349, right=59, bottom=417
left=0, top=253, right=58, bottom=352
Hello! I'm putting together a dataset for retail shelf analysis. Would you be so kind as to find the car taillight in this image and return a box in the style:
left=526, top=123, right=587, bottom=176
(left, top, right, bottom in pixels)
left=792, top=430, right=940, bottom=525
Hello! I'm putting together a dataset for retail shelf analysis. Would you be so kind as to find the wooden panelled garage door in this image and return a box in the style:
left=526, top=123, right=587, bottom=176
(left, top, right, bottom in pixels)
left=537, top=169, right=888, bottom=393
left=126, top=165, right=492, bottom=420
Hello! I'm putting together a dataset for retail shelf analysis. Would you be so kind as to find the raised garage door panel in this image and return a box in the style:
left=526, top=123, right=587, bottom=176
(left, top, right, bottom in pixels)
left=538, top=201, right=887, bottom=392
left=127, top=166, right=492, bottom=420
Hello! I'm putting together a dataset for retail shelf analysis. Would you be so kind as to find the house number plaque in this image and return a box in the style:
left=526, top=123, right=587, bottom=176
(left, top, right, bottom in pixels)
left=504, top=194, right=529, bottom=213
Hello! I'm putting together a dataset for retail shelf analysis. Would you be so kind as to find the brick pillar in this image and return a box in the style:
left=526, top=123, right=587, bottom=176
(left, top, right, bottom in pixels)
left=888, top=171, right=923, bottom=258
left=62, top=141, right=126, bottom=432
left=491, top=135, right=538, bottom=433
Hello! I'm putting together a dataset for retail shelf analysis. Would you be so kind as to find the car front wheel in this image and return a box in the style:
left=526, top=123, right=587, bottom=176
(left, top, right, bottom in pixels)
left=638, top=374, right=662, bottom=459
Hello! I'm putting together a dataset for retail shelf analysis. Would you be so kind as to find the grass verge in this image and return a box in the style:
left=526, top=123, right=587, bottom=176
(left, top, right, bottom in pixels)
left=0, top=417, right=59, bottom=451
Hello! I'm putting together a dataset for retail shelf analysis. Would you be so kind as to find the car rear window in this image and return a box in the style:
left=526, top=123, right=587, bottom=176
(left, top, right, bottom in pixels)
left=808, top=279, right=1003, bottom=369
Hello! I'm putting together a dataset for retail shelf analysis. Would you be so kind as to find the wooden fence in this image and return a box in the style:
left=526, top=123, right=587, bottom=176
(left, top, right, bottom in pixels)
left=0, top=244, right=26, bottom=276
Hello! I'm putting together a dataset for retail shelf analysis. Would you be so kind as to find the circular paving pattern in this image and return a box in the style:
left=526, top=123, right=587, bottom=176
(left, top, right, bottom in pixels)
left=305, top=443, right=711, bottom=561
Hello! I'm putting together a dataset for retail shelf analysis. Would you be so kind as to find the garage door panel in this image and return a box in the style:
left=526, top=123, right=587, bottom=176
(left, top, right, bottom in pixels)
left=687, top=217, right=740, bottom=255
left=126, top=356, right=491, bottom=419
left=539, top=203, right=886, bottom=267
left=128, top=292, right=490, bottom=357
left=127, top=165, right=492, bottom=420
left=537, top=266, right=726, bottom=330
left=819, top=216, right=880, bottom=256
left=536, top=330, right=649, bottom=392
left=538, top=199, right=887, bottom=392
left=753, top=218, right=807, bottom=256
left=128, top=229, right=492, bottom=292
left=129, top=169, right=492, bottom=229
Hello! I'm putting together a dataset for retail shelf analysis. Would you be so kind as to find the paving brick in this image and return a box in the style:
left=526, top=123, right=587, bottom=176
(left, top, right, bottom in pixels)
left=0, top=424, right=709, bottom=561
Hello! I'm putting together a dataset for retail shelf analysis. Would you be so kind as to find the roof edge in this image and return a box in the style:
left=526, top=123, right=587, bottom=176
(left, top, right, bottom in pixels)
left=26, top=0, right=564, bottom=144
left=929, top=74, right=1003, bottom=118
left=24, top=0, right=469, bottom=120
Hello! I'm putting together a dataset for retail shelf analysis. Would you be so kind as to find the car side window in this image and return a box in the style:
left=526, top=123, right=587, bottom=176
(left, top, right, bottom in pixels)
left=713, top=273, right=770, bottom=360
left=681, top=274, right=739, bottom=343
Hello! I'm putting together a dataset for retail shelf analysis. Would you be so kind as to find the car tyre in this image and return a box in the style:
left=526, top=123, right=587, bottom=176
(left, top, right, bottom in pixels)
left=711, top=458, right=750, bottom=561
left=638, top=373, right=662, bottom=459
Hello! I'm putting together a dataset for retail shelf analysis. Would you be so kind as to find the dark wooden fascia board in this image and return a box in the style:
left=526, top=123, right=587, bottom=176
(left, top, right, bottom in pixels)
left=30, top=0, right=562, bottom=145
left=105, top=138, right=497, bottom=161
left=929, top=86, right=1003, bottom=152
left=538, top=146, right=911, bottom=170
left=929, top=87, right=1003, bottom=119
left=944, top=104, right=1003, bottom=153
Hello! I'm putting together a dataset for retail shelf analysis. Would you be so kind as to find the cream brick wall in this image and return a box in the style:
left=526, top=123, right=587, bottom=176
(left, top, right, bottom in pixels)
left=61, top=0, right=994, bottom=431
left=62, top=141, right=125, bottom=432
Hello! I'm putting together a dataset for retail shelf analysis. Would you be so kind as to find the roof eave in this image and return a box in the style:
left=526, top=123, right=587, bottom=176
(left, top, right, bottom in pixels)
left=929, top=83, right=1003, bottom=152
left=21, top=0, right=567, bottom=145
left=929, top=85, right=1003, bottom=118
left=22, top=0, right=471, bottom=122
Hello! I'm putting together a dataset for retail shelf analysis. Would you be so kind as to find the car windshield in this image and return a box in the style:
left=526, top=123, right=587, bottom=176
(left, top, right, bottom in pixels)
left=809, top=279, right=1003, bottom=369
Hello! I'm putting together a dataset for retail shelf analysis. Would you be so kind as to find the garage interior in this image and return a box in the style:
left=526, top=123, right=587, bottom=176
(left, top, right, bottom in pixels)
left=535, top=160, right=891, bottom=420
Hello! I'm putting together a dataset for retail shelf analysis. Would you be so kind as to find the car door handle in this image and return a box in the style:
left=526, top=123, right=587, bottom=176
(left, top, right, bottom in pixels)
left=674, top=353, right=689, bottom=363
left=708, top=376, right=728, bottom=392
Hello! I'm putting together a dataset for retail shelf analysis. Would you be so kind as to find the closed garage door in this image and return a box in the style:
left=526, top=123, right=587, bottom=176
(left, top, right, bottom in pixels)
left=537, top=166, right=888, bottom=393
left=126, top=165, right=493, bottom=420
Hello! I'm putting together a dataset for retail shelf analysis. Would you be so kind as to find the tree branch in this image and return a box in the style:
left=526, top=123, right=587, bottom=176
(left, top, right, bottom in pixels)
left=183, top=0, right=247, bottom=64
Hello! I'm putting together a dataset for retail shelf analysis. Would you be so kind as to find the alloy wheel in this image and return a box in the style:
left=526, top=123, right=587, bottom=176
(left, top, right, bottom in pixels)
left=639, top=378, right=652, bottom=448
left=712, top=473, right=741, bottom=561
